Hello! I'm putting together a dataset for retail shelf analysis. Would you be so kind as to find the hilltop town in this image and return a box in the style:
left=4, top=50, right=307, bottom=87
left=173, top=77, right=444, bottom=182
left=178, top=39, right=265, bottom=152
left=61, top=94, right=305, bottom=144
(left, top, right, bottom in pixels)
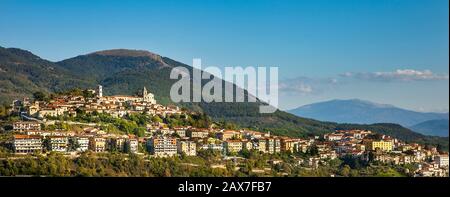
left=0, top=86, right=448, bottom=177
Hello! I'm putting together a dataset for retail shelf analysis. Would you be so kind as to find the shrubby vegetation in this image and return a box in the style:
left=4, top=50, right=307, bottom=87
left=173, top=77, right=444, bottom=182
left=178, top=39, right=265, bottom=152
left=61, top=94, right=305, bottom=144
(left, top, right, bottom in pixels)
left=44, top=110, right=211, bottom=137
left=0, top=149, right=410, bottom=177
left=0, top=104, right=11, bottom=119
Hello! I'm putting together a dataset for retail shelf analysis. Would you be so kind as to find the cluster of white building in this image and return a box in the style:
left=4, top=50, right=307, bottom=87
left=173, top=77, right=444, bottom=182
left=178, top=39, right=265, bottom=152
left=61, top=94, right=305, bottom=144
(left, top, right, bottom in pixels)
left=11, top=133, right=139, bottom=154
left=5, top=86, right=448, bottom=177
left=12, top=85, right=183, bottom=119
left=322, top=130, right=449, bottom=177
left=8, top=120, right=449, bottom=176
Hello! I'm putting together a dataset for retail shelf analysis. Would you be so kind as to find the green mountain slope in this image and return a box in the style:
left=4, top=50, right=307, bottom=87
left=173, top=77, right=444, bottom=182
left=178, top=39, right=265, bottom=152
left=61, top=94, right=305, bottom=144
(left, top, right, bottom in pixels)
left=55, top=50, right=338, bottom=137
left=0, top=46, right=447, bottom=151
left=0, top=47, right=91, bottom=102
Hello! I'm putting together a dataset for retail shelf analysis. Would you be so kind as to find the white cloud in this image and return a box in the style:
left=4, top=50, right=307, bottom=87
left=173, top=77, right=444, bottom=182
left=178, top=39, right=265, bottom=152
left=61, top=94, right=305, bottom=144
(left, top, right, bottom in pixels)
left=279, top=76, right=339, bottom=95
left=279, top=82, right=313, bottom=93
left=341, top=69, right=449, bottom=81
left=278, top=77, right=313, bottom=95
left=329, top=78, right=338, bottom=84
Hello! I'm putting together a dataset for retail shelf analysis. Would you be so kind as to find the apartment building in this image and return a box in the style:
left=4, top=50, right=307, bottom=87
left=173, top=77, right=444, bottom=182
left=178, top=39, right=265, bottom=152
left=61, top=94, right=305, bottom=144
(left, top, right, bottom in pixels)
left=186, top=129, right=209, bottom=139
left=12, top=135, right=43, bottom=153
left=281, top=138, right=296, bottom=152
left=364, top=140, right=393, bottom=152
left=242, top=140, right=253, bottom=151
left=89, top=137, right=106, bottom=152
left=109, top=137, right=126, bottom=152
left=217, top=130, right=242, bottom=141
left=324, top=133, right=344, bottom=141
left=75, top=136, right=89, bottom=152
left=147, top=137, right=177, bottom=157
left=174, top=128, right=186, bottom=138
left=47, top=136, right=68, bottom=152
left=200, top=143, right=224, bottom=152
left=125, top=138, right=139, bottom=154
left=435, top=155, right=449, bottom=168
left=224, top=140, right=243, bottom=154
left=177, top=140, right=197, bottom=156
left=13, top=121, right=41, bottom=131
left=266, top=138, right=281, bottom=154
left=255, top=139, right=267, bottom=153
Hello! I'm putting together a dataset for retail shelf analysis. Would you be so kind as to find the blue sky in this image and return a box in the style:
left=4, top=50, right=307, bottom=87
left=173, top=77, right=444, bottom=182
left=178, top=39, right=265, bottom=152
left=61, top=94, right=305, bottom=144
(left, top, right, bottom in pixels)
left=0, top=0, right=448, bottom=112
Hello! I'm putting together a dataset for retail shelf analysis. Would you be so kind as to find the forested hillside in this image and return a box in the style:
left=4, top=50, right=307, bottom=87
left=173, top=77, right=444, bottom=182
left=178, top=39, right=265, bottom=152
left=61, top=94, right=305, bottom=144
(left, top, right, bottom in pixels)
left=0, top=46, right=447, bottom=150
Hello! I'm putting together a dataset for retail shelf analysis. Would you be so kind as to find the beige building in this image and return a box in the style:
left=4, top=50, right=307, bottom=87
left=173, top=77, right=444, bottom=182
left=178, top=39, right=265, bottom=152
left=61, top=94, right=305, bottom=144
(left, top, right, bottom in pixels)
left=38, top=108, right=58, bottom=118
left=74, top=136, right=89, bottom=152
left=89, top=137, right=106, bottom=152
left=224, top=140, right=243, bottom=154
left=13, top=121, right=41, bottom=131
left=364, top=140, right=393, bottom=152
left=47, top=136, right=68, bottom=152
left=126, top=138, right=139, bottom=154
left=141, top=87, right=156, bottom=104
left=435, top=155, right=449, bottom=167
left=187, top=129, right=209, bottom=138
left=174, top=129, right=186, bottom=137
left=255, top=139, right=267, bottom=153
left=217, top=130, right=242, bottom=141
left=99, top=86, right=156, bottom=105
left=109, top=137, right=126, bottom=152
left=266, top=138, right=281, bottom=154
left=147, top=137, right=177, bottom=157
left=281, top=138, right=296, bottom=152
left=242, top=140, right=253, bottom=151
left=27, top=102, right=40, bottom=116
left=177, top=140, right=197, bottom=156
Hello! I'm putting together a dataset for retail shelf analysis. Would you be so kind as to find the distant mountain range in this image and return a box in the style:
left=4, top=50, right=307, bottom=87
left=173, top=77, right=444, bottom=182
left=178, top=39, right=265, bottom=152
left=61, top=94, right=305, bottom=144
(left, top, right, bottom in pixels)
left=288, top=99, right=449, bottom=136
left=409, top=119, right=449, bottom=137
left=1, top=46, right=448, bottom=150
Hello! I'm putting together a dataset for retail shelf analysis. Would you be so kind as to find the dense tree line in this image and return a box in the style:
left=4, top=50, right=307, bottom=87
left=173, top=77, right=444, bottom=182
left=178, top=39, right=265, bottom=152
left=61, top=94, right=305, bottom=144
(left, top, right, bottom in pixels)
left=0, top=149, right=411, bottom=177
left=0, top=152, right=229, bottom=177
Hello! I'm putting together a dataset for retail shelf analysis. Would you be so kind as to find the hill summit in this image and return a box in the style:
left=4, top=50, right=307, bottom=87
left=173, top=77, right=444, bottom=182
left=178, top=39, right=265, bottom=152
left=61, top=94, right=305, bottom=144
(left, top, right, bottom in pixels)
left=91, top=49, right=169, bottom=67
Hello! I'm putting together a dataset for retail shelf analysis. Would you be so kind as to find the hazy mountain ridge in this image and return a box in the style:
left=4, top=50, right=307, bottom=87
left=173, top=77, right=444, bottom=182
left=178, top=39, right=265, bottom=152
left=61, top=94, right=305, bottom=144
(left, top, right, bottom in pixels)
left=409, top=119, right=449, bottom=137
left=289, top=99, right=448, bottom=126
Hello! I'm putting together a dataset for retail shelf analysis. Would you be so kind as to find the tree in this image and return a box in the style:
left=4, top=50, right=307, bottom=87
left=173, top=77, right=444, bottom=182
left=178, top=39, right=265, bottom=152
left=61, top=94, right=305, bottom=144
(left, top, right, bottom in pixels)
left=82, top=89, right=95, bottom=98
left=68, top=138, right=80, bottom=151
left=0, top=104, right=11, bottom=118
left=33, top=91, right=48, bottom=101
left=151, top=115, right=163, bottom=123
left=133, top=127, right=146, bottom=137
left=223, top=121, right=237, bottom=130
left=308, top=145, right=319, bottom=156
left=340, top=165, right=351, bottom=177
left=341, top=155, right=365, bottom=169
left=240, top=149, right=251, bottom=158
